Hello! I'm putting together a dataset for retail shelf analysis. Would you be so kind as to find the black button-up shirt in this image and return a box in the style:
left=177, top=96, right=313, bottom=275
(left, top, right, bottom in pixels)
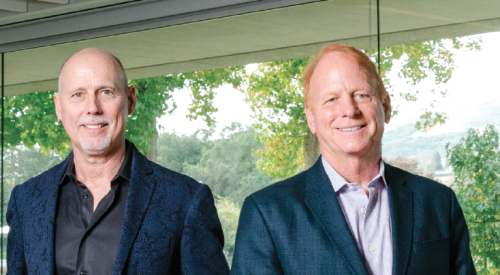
left=55, top=141, right=133, bottom=275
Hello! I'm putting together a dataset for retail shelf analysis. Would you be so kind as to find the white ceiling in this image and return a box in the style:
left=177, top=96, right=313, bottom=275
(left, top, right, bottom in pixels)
left=2, top=0, right=500, bottom=95
left=0, top=0, right=137, bottom=25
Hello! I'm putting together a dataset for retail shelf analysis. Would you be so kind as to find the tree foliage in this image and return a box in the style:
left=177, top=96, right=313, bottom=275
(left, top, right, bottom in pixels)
left=214, top=195, right=240, bottom=264
left=156, top=132, right=207, bottom=174
left=446, top=125, right=500, bottom=274
left=366, top=37, right=482, bottom=131
left=127, top=76, right=184, bottom=152
left=244, top=58, right=309, bottom=179
left=4, top=91, right=70, bottom=156
left=181, top=123, right=273, bottom=205
left=182, top=67, right=245, bottom=127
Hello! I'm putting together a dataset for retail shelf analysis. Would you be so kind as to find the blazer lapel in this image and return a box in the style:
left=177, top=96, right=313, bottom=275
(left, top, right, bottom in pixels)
left=304, top=158, right=368, bottom=275
left=385, top=163, right=414, bottom=275
left=113, top=146, right=156, bottom=274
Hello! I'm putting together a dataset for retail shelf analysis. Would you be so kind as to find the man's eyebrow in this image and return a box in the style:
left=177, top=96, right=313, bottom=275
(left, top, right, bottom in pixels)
left=95, top=85, right=117, bottom=91
left=67, top=85, right=117, bottom=93
left=66, top=87, right=86, bottom=94
left=354, top=86, right=375, bottom=93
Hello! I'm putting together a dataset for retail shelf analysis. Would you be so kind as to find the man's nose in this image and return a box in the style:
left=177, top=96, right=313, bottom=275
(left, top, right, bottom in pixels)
left=86, top=94, right=103, bottom=115
left=339, top=96, right=359, bottom=118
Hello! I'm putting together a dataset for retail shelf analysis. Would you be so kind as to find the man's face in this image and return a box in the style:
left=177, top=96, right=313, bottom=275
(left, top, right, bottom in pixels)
left=305, top=52, right=391, bottom=160
left=54, top=50, right=136, bottom=156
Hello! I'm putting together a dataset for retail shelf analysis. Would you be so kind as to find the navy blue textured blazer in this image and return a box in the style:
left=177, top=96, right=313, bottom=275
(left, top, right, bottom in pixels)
left=7, top=143, right=229, bottom=275
left=232, top=157, right=476, bottom=275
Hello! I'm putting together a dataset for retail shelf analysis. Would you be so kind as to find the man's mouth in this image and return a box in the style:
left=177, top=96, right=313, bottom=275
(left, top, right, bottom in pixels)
left=84, top=124, right=107, bottom=129
left=338, top=125, right=365, bottom=132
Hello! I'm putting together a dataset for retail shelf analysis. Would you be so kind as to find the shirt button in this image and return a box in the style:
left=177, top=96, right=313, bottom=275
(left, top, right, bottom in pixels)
left=81, top=271, right=87, bottom=275
left=369, top=246, right=375, bottom=252
left=349, top=185, right=355, bottom=190
left=361, top=208, right=366, bottom=214
left=83, top=194, right=88, bottom=199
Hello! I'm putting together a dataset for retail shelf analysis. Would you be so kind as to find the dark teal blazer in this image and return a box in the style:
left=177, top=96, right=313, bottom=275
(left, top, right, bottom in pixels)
left=232, top=157, right=476, bottom=275
left=7, top=143, right=229, bottom=275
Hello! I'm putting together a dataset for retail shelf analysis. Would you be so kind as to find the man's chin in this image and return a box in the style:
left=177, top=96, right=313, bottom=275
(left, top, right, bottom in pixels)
left=79, top=137, right=112, bottom=155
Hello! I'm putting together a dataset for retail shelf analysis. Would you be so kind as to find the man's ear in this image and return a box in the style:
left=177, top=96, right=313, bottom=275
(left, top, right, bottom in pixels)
left=305, top=106, right=316, bottom=134
left=127, top=85, right=137, bottom=115
left=53, top=92, right=62, bottom=120
left=383, top=93, right=392, bottom=124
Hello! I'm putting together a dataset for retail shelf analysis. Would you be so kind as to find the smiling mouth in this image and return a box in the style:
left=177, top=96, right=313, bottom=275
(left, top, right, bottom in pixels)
left=338, top=125, right=365, bottom=132
left=84, top=124, right=107, bottom=129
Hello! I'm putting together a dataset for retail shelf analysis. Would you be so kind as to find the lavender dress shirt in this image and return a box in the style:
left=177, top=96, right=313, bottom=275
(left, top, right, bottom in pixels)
left=322, top=157, right=393, bottom=275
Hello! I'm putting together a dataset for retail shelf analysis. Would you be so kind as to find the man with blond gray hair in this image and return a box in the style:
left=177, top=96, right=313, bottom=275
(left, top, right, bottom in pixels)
left=7, top=48, right=229, bottom=275
left=232, top=44, right=476, bottom=274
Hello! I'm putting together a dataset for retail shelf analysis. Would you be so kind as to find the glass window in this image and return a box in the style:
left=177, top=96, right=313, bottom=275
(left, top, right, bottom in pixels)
left=3, top=0, right=499, bottom=273
left=380, top=0, right=500, bottom=273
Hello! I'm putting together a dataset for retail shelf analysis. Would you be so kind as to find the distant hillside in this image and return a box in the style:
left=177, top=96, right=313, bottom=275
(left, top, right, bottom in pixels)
left=382, top=123, right=465, bottom=160
left=383, top=97, right=500, bottom=160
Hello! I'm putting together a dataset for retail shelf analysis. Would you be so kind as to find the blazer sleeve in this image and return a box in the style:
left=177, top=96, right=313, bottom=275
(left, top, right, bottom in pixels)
left=449, top=190, right=477, bottom=274
left=6, top=186, right=28, bottom=275
left=180, top=184, right=229, bottom=275
left=231, top=196, right=283, bottom=275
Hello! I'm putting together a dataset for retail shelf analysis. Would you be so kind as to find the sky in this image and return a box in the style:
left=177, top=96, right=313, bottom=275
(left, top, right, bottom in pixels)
left=158, top=31, right=500, bottom=138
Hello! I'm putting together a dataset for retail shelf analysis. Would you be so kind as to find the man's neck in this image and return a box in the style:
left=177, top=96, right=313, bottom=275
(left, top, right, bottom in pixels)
left=322, top=150, right=381, bottom=190
left=72, top=141, right=126, bottom=210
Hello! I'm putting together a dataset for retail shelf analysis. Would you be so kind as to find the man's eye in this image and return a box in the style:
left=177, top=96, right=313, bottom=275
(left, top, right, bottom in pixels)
left=102, top=90, right=111, bottom=95
left=356, top=94, right=371, bottom=101
left=73, top=92, right=82, bottom=98
left=328, top=98, right=337, bottom=103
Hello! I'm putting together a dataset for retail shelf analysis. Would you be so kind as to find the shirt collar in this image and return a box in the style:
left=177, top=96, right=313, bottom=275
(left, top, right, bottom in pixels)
left=321, top=156, right=387, bottom=193
left=60, top=140, right=133, bottom=185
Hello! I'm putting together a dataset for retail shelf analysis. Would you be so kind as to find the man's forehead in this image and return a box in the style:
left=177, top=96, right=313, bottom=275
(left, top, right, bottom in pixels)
left=62, top=52, right=117, bottom=74
left=319, top=52, right=366, bottom=74
left=312, top=53, right=372, bottom=86
left=59, top=50, right=122, bottom=90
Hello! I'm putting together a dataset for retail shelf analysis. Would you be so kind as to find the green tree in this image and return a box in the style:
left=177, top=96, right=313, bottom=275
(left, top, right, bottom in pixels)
left=127, top=76, right=184, bottom=159
left=214, top=195, right=240, bottom=264
left=4, top=91, right=70, bottom=156
left=243, top=58, right=310, bottom=179
left=156, top=132, right=207, bottom=174
left=183, top=123, right=273, bottom=205
left=446, top=125, right=500, bottom=274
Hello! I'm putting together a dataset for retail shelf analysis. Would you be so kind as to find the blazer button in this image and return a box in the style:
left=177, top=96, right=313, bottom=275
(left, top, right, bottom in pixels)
left=81, top=271, right=87, bottom=275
